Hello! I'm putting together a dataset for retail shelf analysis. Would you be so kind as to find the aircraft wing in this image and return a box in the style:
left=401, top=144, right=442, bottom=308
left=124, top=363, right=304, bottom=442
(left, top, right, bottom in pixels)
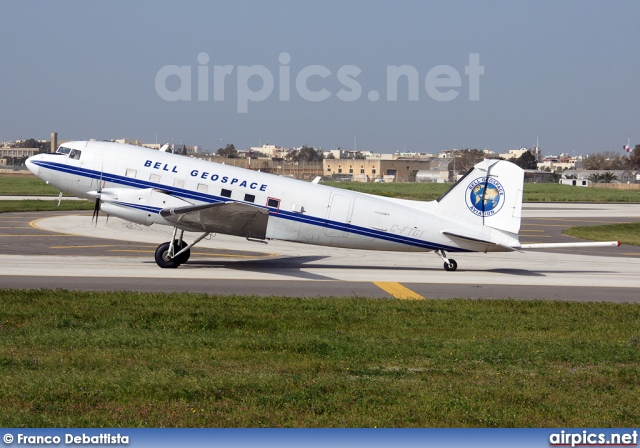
left=160, top=202, right=269, bottom=239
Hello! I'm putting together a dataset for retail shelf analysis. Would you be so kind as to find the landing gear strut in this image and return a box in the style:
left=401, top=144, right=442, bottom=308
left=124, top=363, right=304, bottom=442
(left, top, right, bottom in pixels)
left=436, top=250, right=457, bottom=271
left=154, top=227, right=211, bottom=268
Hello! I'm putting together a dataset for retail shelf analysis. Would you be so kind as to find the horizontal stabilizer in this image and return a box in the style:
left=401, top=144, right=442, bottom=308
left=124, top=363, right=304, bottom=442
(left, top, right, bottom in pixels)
left=519, top=241, right=620, bottom=249
left=442, top=231, right=518, bottom=253
left=160, top=201, right=269, bottom=238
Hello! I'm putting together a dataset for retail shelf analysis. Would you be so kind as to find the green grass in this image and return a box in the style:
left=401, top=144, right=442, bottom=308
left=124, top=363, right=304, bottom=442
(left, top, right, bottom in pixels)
left=565, top=223, right=640, bottom=246
left=0, top=200, right=93, bottom=213
left=323, top=181, right=450, bottom=201
left=2, top=173, right=639, bottom=202
left=325, top=181, right=640, bottom=202
left=523, top=183, right=640, bottom=203
left=1, top=290, right=638, bottom=427
left=0, top=174, right=62, bottom=196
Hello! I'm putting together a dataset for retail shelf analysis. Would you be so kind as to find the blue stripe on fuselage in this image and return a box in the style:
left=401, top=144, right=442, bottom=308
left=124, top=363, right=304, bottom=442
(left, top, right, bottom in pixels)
left=33, top=160, right=466, bottom=252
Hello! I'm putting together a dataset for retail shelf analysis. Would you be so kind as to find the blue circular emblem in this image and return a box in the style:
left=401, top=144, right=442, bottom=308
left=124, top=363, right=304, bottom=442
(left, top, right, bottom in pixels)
left=465, top=177, right=505, bottom=217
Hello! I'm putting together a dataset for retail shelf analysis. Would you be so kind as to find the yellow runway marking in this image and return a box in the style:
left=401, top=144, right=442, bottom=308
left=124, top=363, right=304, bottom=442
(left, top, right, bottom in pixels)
left=374, top=282, right=425, bottom=300
left=112, top=249, right=173, bottom=254
left=522, top=223, right=577, bottom=227
left=107, top=250, right=264, bottom=259
left=48, top=246, right=262, bottom=258
left=50, top=245, right=121, bottom=249
left=28, top=216, right=82, bottom=235
left=0, top=234, right=62, bottom=237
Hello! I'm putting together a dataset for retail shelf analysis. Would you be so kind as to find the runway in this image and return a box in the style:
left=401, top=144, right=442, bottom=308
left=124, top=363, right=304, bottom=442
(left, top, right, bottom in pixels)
left=1, top=203, right=640, bottom=301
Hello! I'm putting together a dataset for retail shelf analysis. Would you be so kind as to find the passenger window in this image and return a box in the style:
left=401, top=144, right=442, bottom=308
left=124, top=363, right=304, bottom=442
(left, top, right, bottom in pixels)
left=267, top=198, right=280, bottom=210
left=69, top=149, right=81, bottom=160
left=173, top=179, right=185, bottom=189
left=244, top=194, right=255, bottom=203
left=149, top=174, right=161, bottom=183
left=125, top=168, right=137, bottom=178
left=197, top=183, right=208, bottom=193
left=221, top=189, right=232, bottom=198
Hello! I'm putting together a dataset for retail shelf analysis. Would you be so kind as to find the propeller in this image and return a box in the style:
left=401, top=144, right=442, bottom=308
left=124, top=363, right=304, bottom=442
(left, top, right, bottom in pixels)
left=92, top=166, right=105, bottom=225
left=92, top=196, right=101, bottom=224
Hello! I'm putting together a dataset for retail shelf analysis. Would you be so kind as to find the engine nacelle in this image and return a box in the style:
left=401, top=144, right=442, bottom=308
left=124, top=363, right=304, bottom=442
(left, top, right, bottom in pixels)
left=99, top=187, right=192, bottom=226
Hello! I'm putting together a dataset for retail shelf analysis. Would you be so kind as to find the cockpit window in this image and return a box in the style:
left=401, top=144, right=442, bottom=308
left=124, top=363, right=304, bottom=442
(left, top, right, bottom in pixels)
left=69, top=149, right=82, bottom=160
left=56, top=146, right=72, bottom=155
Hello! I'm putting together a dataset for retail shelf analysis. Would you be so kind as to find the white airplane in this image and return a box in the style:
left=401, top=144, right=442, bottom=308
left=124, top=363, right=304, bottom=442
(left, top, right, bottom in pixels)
left=25, top=141, right=619, bottom=270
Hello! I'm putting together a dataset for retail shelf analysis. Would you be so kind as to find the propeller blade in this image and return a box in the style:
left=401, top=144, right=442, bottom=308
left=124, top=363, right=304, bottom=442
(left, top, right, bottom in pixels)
left=57, top=191, right=62, bottom=207
left=92, top=197, right=100, bottom=225
left=92, top=165, right=104, bottom=225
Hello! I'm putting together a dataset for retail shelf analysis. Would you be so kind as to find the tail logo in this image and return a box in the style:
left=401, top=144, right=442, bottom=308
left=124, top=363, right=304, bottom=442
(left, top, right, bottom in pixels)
left=466, top=177, right=505, bottom=217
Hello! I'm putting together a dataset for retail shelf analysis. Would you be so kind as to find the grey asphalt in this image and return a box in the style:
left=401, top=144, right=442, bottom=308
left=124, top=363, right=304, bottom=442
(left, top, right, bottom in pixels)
left=1, top=206, right=639, bottom=301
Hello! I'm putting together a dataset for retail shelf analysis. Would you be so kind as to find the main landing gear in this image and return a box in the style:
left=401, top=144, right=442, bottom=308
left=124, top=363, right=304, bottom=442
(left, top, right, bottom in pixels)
left=435, top=250, right=457, bottom=271
left=154, top=227, right=211, bottom=268
left=155, top=240, right=190, bottom=268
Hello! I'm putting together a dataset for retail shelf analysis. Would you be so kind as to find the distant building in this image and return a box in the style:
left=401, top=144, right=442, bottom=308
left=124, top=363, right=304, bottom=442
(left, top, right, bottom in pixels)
left=365, top=153, right=397, bottom=160
left=113, top=138, right=144, bottom=146
left=523, top=169, right=554, bottom=183
left=499, top=148, right=529, bottom=160
left=538, top=156, right=583, bottom=172
left=0, top=147, right=40, bottom=158
left=323, top=149, right=373, bottom=160
left=249, top=144, right=288, bottom=158
left=572, top=170, right=636, bottom=184
left=324, top=158, right=443, bottom=182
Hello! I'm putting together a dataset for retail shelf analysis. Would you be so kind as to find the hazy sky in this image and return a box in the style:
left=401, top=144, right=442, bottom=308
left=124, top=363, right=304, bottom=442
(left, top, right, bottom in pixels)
left=1, top=0, right=639, bottom=155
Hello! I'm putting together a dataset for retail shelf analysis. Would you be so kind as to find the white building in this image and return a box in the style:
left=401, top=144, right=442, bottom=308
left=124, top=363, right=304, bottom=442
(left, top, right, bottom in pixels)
left=249, top=144, right=288, bottom=158
left=499, top=148, right=529, bottom=160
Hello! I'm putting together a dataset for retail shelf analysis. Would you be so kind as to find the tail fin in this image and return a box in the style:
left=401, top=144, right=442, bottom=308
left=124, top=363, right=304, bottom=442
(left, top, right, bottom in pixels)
left=436, top=159, right=524, bottom=234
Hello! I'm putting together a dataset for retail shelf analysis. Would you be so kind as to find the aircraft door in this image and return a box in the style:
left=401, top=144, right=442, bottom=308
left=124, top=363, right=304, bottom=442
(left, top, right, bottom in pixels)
left=324, top=194, right=354, bottom=237
left=62, top=141, right=98, bottom=191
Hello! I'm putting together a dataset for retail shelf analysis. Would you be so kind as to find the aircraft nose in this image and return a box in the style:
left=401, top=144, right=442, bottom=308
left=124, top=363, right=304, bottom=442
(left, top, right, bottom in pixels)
left=25, top=156, right=39, bottom=176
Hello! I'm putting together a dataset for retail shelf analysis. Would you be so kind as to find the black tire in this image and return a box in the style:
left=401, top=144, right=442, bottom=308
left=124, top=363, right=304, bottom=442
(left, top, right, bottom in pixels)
left=443, top=259, right=457, bottom=271
left=155, top=242, right=181, bottom=268
left=174, top=240, right=191, bottom=264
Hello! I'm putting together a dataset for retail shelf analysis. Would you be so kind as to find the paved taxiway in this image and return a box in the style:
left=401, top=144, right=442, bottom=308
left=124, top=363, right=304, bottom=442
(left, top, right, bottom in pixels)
left=1, top=203, right=640, bottom=301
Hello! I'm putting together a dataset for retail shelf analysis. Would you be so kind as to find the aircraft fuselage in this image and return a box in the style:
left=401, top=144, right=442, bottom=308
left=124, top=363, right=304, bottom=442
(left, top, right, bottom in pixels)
left=26, top=141, right=520, bottom=256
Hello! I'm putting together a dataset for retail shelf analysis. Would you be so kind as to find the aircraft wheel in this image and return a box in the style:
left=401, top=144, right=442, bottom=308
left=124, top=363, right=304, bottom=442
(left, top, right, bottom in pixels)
left=443, top=259, right=457, bottom=271
left=174, top=240, right=191, bottom=264
left=155, top=242, right=181, bottom=268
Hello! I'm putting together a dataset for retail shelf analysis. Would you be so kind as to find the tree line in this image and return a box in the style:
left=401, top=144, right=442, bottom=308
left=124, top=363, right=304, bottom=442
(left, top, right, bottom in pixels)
left=214, top=143, right=640, bottom=171
left=583, top=145, right=640, bottom=170
left=5, top=138, right=51, bottom=152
